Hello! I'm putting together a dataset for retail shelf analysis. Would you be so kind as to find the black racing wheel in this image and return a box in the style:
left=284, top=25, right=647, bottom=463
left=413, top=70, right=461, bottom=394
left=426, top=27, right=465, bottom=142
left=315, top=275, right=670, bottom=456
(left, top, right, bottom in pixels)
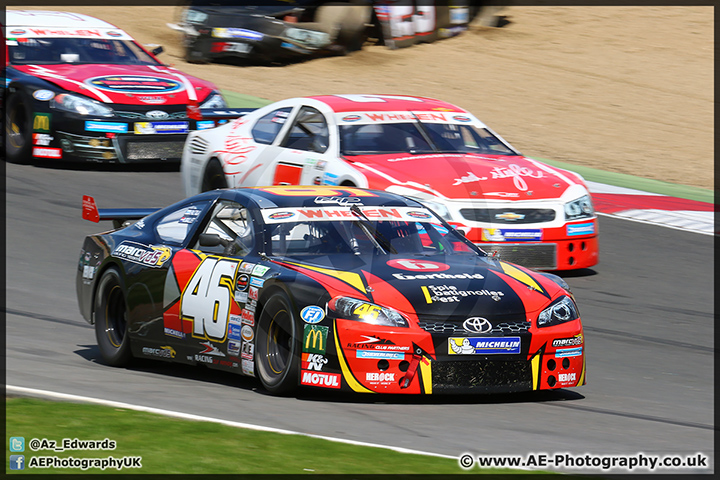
left=5, top=91, right=33, bottom=164
left=255, top=291, right=300, bottom=394
left=94, top=267, right=132, bottom=366
left=201, top=159, right=228, bottom=192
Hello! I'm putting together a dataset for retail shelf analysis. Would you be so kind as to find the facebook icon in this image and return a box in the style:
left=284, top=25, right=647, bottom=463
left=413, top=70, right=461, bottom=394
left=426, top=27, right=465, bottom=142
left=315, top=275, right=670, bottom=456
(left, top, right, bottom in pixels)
left=9, top=455, right=25, bottom=470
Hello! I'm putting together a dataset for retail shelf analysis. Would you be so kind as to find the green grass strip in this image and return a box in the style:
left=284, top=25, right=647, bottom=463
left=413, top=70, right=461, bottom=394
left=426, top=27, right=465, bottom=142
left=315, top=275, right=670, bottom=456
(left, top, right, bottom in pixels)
left=6, top=397, right=539, bottom=475
left=531, top=157, right=713, bottom=204
left=221, top=89, right=272, bottom=109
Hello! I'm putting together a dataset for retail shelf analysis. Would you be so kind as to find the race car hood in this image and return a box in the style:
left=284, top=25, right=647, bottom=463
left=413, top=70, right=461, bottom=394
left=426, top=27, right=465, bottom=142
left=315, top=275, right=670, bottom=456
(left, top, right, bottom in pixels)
left=13, top=64, right=217, bottom=105
left=351, top=153, right=583, bottom=200
left=275, top=254, right=562, bottom=323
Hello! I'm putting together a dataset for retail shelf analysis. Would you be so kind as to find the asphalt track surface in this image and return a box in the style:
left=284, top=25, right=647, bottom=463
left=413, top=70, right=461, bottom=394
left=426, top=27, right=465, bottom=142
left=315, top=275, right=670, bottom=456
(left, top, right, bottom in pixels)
left=5, top=161, right=714, bottom=474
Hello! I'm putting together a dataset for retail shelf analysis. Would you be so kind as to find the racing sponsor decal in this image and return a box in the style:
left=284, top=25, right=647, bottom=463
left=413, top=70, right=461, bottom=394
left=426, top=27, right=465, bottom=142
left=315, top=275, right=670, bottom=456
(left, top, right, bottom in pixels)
left=33, top=113, right=51, bottom=132
left=241, top=341, right=254, bottom=360
left=421, top=285, right=504, bottom=303
left=228, top=314, right=243, bottom=327
left=342, top=114, right=361, bottom=122
left=245, top=300, right=257, bottom=313
left=552, top=334, right=583, bottom=348
left=199, top=341, right=226, bottom=357
left=242, top=358, right=254, bottom=376
left=356, top=350, right=405, bottom=360
left=452, top=115, right=471, bottom=122
left=142, top=346, right=176, bottom=359
left=407, top=210, right=432, bottom=219
left=85, top=121, right=128, bottom=133
left=557, top=372, right=577, bottom=385
left=239, top=262, right=255, bottom=273
left=32, top=147, right=62, bottom=159
left=180, top=257, right=240, bottom=341
left=248, top=286, right=259, bottom=301
left=301, top=353, right=328, bottom=371
left=228, top=323, right=243, bottom=342
left=567, top=222, right=595, bottom=236
left=137, top=95, right=167, bottom=105
left=448, top=337, right=521, bottom=355
left=300, top=370, right=341, bottom=389
left=134, top=122, right=189, bottom=135
left=453, top=165, right=544, bottom=191
left=241, top=325, right=254, bottom=342
left=346, top=336, right=410, bottom=352
left=303, top=325, right=329, bottom=354
left=164, top=327, right=185, bottom=339
left=322, top=173, right=339, bottom=185
left=480, top=229, right=543, bottom=242
left=251, top=265, right=270, bottom=277
left=249, top=277, right=264, bottom=288
left=16, top=28, right=132, bottom=39
left=268, top=212, right=295, bottom=220
left=197, top=121, right=216, bottom=130
left=262, top=206, right=422, bottom=223
left=241, top=309, right=254, bottom=326
left=32, top=89, right=55, bottom=101
left=86, top=75, right=184, bottom=93
left=111, top=241, right=171, bottom=267
left=315, top=196, right=364, bottom=206
left=179, top=206, right=202, bottom=224
left=337, top=111, right=451, bottom=124
left=393, top=272, right=484, bottom=281
left=300, top=306, right=325, bottom=324
left=227, top=340, right=241, bottom=356
left=365, top=372, right=396, bottom=385
left=387, top=259, right=450, bottom=272
left=555, top=347, right=583, bottom=358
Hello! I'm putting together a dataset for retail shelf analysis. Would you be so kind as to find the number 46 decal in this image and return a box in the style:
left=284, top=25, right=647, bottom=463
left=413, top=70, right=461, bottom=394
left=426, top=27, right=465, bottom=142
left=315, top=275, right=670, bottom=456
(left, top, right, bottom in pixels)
left=181, top=257, right=240, bottom=341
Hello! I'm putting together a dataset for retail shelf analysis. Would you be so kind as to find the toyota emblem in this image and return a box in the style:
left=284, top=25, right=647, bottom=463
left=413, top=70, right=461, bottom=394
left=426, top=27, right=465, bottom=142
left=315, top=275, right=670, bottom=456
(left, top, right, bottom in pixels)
left=463, top=317, right=492, bottom=334
left=146, top=110, right=169, bottom=119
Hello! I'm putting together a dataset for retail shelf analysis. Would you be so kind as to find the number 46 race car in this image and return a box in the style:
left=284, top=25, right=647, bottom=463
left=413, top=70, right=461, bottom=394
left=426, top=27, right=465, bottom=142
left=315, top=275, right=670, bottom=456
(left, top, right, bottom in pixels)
left=77, top=186, right=585, bottom=395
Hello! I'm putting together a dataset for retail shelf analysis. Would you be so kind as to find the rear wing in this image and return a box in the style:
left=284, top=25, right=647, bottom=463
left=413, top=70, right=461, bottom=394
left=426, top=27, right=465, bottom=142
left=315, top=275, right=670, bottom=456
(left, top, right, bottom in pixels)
left=82, top=195, right=160, bottom=229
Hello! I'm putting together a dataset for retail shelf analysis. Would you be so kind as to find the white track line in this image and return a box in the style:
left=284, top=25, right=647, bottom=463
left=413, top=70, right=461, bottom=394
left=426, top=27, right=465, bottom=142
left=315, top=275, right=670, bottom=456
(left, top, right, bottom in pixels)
left=7, top=385, right=457, bottom=460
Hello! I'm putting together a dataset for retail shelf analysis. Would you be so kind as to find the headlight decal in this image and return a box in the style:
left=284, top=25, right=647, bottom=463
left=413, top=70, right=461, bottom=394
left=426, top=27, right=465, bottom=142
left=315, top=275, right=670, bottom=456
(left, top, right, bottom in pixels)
left=537, top=295, right=580, bottom=328
left=51, top=93, right=114, bottom=117
left=328, top=297, right=409, bottom=328
left=564, top=195, right=594, bottom=221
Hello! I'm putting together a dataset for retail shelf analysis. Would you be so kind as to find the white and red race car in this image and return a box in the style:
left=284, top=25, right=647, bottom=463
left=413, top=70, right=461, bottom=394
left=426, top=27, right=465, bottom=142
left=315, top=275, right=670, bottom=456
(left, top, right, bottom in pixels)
left=181, top=94, right=598, bottom=270
left=4, top=10, right=240, bottom=164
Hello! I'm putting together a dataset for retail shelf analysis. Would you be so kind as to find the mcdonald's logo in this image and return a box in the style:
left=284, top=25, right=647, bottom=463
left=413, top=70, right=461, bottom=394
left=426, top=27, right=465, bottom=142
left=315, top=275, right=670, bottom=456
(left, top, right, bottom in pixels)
left=303, top=324, right=328, bottom=354
left=33, top=113, right=51, bottom=133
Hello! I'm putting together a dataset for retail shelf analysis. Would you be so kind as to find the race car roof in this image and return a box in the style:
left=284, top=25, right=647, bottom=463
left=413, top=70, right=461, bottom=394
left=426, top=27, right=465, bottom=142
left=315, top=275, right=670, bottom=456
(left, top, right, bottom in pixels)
left=308, top=95, right=469, bottom=114
left=6, top=10, right=118, bottom=29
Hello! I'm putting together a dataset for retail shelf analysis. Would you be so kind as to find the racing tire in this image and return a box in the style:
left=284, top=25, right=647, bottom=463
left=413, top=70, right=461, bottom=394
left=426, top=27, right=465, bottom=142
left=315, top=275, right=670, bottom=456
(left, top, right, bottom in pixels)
left=255, top=291, right=300, bottom=395
left=316, top=2, right=372, bottom=54
left=5, top=91, right=34, bottom=164
left=94, top=267, right=133, bottom=367
left=201, top=159, right=228, bottom=192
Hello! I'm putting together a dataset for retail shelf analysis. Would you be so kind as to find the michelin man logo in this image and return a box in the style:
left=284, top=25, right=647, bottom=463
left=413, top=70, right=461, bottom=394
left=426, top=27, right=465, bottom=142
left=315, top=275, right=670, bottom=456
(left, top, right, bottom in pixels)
left=450, top=338, right=474, bottom=355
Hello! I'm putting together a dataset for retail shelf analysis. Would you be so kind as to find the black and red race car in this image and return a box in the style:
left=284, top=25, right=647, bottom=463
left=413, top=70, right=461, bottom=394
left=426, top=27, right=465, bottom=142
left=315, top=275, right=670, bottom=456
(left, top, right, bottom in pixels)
left=76, top=186, right=586, bottom=395
left=4, top=10, right=242, bottom=164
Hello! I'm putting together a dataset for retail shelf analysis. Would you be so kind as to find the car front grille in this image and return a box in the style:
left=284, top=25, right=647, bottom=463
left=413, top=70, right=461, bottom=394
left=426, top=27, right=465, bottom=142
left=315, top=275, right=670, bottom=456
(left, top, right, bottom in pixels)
left=124, top=140, right=185, bottom=161
left=478, top=243, right=557, bottom=270
left=431, top=359, right=532, bottom=393
left=460, top=208, right=556, bottom=224
left=417, top=320, right=531, bottom=335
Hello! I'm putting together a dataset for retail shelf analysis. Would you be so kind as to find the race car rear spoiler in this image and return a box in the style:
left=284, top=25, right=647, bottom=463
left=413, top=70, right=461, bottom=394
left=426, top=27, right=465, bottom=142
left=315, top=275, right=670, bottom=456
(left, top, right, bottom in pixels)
left=82, top=195, right=159, bottom=229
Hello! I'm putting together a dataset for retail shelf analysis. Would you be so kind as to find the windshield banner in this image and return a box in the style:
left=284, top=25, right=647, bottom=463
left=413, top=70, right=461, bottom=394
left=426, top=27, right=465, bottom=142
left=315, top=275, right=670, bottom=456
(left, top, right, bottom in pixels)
left=261, top=206, right=437, bottom=224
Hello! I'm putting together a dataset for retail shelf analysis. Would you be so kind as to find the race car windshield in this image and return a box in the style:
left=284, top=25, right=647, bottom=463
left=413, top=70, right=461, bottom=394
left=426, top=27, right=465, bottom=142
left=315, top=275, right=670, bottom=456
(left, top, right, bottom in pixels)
left=8, top=38, right=161, bottom=65
left=265, top=215, right=483, bottom=258
left=340, top=122, right=517, bottom=156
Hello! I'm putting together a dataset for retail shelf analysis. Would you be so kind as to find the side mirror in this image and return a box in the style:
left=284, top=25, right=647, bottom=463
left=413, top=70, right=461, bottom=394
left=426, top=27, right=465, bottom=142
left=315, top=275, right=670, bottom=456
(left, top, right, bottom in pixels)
left=199, top=233, right=225, bottom=247
left=148, top=45, right=164, bottom=56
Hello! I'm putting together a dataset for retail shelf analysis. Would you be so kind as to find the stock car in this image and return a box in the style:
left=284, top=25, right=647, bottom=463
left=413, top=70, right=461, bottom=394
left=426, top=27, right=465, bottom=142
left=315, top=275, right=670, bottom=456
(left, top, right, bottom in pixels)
left=4, top=10, right=241, bottom=164
left=169, top=0, right=373, bottom=64
left=76, top=186, right=586, bottom=395
left=181, top=94, right=598, bottom=271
